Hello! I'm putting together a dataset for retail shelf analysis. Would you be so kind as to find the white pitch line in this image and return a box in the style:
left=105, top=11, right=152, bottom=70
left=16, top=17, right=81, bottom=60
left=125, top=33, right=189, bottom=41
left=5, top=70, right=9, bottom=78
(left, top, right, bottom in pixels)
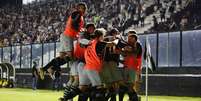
left=141, top=74, right=201, bottom=77
left=0, top=91, right=40, bottom=95
left=0, top=90, right=59, bottom=95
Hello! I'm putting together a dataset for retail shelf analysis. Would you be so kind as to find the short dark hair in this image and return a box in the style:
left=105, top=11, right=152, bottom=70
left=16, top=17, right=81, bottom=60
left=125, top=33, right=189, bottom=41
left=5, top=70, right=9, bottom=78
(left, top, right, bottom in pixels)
left=108, top=28, right=119, bottom=36
left=77, top=2, right=87, bottom=11
left=94, top=29, right=104, bottom=38
left=128, top=30, right=137, bottom=35
left=86, top=23, right=95, bottom=29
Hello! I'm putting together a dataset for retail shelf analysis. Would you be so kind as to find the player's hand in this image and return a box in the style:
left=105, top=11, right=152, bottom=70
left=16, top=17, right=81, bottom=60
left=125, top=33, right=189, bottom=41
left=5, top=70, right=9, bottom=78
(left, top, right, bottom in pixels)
left=134, top=80, right=141, bottom=93
left=122, top=46, right=132, bottom=52
left=80, top=28, right=85, bottom=32
left=106, top=42, right=115, bottom=47
left=136, top=71, right=141, bottom=82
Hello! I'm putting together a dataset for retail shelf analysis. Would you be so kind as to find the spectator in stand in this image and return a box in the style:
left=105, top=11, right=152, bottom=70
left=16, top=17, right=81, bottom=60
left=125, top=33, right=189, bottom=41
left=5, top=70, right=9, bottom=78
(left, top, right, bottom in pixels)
left=178, top=0, right=182, bottom=6
left=140, top=11, right=145, bottom=27
left=152, top=15, right=158, bottom=31
left=180, top=15, right=188, bottom=30
left=1, top=0, right=200, bottom=46
left=160, top=7, right=166, bottom=22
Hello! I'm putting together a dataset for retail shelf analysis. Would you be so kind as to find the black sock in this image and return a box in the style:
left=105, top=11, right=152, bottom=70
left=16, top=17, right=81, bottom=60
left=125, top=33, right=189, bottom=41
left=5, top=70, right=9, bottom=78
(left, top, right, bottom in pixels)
left=110, top=92, right=116, bottom=101
left=118, top=85, right=128, bottom=101
left=78, top=89, right=90, bottom=101
left=106, top=88, right=116, bottom=101
left=43, top=58, right=57, bottom=71
left=63, top=86, right=80, bottom=100
left=90, top=87, right=106, bottom=101
left=128, top=90, right=138, bottom=101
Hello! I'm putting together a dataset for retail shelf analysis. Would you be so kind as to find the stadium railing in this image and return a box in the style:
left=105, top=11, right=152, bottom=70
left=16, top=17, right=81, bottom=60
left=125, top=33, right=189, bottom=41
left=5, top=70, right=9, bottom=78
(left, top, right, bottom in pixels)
left=0, top=30, right=201, bottom=69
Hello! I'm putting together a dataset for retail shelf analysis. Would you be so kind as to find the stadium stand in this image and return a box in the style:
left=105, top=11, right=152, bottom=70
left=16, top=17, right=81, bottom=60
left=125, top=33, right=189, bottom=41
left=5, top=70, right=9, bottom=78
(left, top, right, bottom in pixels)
left=1, top=0, right=200, bottom=46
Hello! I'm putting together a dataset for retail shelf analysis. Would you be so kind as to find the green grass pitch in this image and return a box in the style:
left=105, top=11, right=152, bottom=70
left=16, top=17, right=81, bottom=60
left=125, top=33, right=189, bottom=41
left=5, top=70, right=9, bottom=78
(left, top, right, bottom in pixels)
left=0, top=88, right=200, bottom=101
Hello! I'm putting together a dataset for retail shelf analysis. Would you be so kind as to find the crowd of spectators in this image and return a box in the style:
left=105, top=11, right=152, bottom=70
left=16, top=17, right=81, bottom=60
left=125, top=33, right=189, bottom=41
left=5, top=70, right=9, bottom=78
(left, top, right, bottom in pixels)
left=0, top=0, right=148, bottom=47
left=0, top=0, right=70, bottom=46
left=0, top=0, right=200, bottom=47
left=149, top=0, right=201, bottom=33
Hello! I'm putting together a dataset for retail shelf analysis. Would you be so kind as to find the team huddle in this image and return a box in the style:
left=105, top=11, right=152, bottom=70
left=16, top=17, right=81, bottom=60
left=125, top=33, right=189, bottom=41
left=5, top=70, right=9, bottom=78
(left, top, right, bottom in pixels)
left=39, top=2, right=142, bottom=101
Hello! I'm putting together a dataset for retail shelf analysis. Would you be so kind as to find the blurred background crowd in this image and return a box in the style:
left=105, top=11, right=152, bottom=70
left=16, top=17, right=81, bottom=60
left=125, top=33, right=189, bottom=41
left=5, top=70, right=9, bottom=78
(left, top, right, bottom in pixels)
left=0, top=0, right=200, bottom=47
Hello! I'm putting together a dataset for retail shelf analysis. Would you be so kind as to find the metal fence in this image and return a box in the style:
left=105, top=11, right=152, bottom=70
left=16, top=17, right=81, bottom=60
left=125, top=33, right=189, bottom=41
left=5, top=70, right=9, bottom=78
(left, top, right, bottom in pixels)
left=0, top=30, right=201, bottom=68
left=0, top=42, right=57, bottom=68
left=139, top=30, right=201, bottom=67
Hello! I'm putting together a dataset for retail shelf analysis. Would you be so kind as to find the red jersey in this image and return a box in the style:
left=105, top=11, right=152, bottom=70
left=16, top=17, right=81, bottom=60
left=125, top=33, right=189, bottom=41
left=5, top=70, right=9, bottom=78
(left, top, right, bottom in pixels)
left=84, top=39, right=102, bottom=72
left=74, top=41, right=86, bottom=60
left=64, top=13, right=84, bottom=38
left=124, top=54, right=142, bottom=72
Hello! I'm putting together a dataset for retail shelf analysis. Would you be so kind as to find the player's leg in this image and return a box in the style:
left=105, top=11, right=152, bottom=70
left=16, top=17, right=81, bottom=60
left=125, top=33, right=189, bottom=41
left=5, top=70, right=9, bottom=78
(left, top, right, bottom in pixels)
left=59, top=61, right=81, bottom=101
left=127, top=84, right=138, bottom=101
left=59, top=30, right=75, bottom=101
left=39, top=59, right=56, bottom=80
left=100, top=61, right=115, bottom=101
left=127, top=69, right=138, bottom=101
left=60, top=34, right=74, bottom=58
left=58, top=76, right=74, bottom=101
left=85, top=69, right=106, bottom=101
left=70, top=61, right=79, bottom=87
left=59, top=84, right=81, bottom=101
left=78, top=86, right=90, bottom=101
left=108, top=61, right=121, bottom=101
left=118, top=67, right=127, bottom=101
left=77, top=62, right=91, bottom=101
